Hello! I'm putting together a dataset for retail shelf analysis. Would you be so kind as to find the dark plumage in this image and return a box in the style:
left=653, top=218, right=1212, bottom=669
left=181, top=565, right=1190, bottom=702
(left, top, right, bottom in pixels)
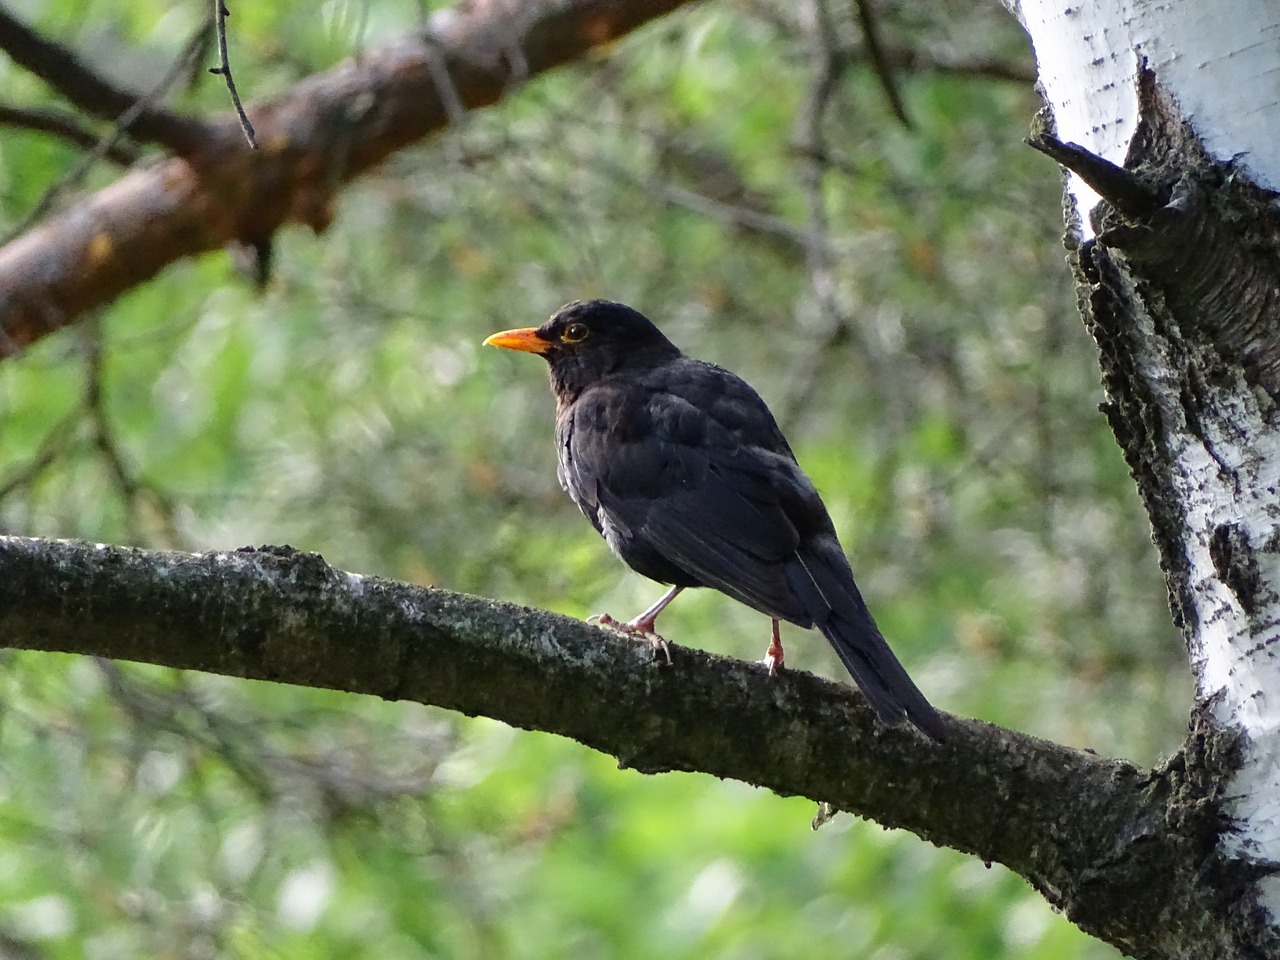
left=485, top=300, right=946, bottom=741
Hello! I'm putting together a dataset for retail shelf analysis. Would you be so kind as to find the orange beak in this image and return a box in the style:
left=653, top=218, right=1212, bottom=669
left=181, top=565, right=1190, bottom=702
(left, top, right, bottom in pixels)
left=483, top=327, right=552, bottom=354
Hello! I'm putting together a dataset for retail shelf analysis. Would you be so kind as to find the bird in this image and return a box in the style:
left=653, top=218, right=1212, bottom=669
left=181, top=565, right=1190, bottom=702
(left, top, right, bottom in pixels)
left=484, top=300, right=946, bottom=741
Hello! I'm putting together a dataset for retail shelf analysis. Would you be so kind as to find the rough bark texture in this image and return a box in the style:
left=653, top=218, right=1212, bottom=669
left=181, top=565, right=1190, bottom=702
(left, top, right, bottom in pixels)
left=1045, top=68, right=1280, bottom=958
left=0, top=534, right=1271, bottom=958
left=0, top=0, right=696, bottom=357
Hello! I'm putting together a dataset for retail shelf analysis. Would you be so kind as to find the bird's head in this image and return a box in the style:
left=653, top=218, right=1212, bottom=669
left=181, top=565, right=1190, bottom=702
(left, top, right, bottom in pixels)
left=484, top=300, right=681, bottom=401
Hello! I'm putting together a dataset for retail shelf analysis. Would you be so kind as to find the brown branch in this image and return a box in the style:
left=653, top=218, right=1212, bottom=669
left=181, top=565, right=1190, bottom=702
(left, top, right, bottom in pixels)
left=0, top=104, right=140, bottom=164
left=0, top=3, right=209, bottom=154
left=0, top=534, right=1268, bottom=959
left=0, top=0, right=699, bottom=359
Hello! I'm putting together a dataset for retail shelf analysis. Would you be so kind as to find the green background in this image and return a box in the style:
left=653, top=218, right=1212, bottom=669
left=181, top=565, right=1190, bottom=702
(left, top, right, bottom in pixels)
left=0, top=1, right=1188, bottom=956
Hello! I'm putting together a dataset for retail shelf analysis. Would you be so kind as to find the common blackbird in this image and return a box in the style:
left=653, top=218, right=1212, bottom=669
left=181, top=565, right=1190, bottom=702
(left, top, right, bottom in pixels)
left=485, top=300, right=946, bottom=740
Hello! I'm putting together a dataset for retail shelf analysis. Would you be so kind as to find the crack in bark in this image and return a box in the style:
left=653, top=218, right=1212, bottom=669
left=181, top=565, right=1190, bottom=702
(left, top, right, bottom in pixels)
left=1209, top=524, right=1264, bottom=617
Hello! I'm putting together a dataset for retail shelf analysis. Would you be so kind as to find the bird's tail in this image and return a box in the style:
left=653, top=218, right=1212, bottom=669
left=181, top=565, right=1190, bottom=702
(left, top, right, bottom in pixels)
left=820, top=606, right=947, bottom=741
left=788, top=553, right=947, bottom=742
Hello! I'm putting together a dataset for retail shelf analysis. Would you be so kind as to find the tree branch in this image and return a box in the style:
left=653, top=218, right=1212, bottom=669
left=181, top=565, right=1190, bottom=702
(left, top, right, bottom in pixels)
left=850, top=0, right=910, bottom=126
left=0, top=29, right=209, bottom=250
left=0, top=534, right=1268, bottom=958
left=871, top=44, right=1035, bottom=85
left=0, top=3, right=209, bottom=154
left=0, top=0, right=698, bottom=359
left=1026, top=130, right=1166, bottom=222
left=0, top=104, right=140, bottom=164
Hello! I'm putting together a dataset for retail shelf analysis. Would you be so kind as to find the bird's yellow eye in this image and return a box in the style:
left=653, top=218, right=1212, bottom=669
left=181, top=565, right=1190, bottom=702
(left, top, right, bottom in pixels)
left=561, top=322, right=590, bottom=344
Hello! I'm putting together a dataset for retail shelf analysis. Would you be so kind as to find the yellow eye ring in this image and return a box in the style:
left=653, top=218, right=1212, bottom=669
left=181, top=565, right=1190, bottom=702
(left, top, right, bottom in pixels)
left=561, top=322, right=590, bottom=343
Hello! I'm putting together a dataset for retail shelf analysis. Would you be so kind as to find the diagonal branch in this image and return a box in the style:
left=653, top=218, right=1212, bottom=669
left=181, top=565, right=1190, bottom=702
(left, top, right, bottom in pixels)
left=0, top=534, right=1266, bottom=958
left=0, top=0, right=699, bottom=359
left=851, top=0, right=910, bottom=126
left=0, top=3, right=209, bottom=154
left=0, top=104, right=140, bottom=164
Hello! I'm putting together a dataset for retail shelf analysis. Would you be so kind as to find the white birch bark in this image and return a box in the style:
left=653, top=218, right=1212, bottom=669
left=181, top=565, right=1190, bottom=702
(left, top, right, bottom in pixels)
left=1005, top=0, right=1280, bottom=234
left=1003, top=0, right=1280, bottom=924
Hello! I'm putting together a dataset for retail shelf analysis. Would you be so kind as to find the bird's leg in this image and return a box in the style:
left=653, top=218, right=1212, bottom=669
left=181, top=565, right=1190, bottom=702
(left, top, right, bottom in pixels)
left=625, top=585, right=684, bottom=634
left=762, top=619, right=785, bottom=676
left=593, top=585, right=683, bottom=634
left=591, top=585, right=683, bottom=664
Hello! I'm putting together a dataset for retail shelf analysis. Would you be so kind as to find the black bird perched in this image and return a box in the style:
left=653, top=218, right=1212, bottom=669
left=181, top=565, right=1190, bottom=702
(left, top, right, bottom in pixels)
left=484, top=300, right=946, bottom=741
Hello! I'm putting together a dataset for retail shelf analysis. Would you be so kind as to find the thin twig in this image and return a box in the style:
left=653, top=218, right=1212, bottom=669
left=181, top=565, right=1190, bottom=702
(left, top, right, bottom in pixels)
left=646, top=179, right=810, bottom=251
left=491, top=109, right=813, bottom=252
left=797, top=3, right=844, bottom=308
left=422, top=35, right=469, bottom=129
left=420, top=27, right=473, bottom=170
left=880, top=47, right=1035, bottom=85
left=0, top=413, right=78, bottom=502
left=851, top=0, right=910, bottom=126
left=80, top=316, right=186, bottom=547
left=209, top=0, right=258, bottom=148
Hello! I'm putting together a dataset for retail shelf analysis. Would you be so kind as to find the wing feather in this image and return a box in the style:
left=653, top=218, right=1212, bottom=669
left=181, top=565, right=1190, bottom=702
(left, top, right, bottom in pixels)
left=561, top=381, right=816, bottom=621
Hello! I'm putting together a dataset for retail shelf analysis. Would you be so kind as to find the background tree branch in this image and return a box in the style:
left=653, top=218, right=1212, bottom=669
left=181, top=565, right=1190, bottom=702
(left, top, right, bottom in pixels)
left=0, top=4, right=210, bottom=154
left=0, top=0, right=696, bottom=358
left=0, top=103, right=141, bottom=164
left=0, top=534, right=1265, bottom=958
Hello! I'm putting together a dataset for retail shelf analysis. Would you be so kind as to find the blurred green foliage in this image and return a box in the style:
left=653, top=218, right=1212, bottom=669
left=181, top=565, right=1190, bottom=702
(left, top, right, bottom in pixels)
left=0, top=0, right=1188, bottom=956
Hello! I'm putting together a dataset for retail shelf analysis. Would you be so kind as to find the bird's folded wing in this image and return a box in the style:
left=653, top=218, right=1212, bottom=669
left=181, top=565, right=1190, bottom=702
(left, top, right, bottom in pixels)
left=580, top=428, right=812, bottom=621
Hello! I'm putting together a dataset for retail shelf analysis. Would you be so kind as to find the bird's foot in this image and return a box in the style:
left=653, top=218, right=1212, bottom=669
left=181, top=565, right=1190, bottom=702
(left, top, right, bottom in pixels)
left=646, top=633, right=673, bottom=666
left=760, top=619, right=785, bottom=676
left=589, top=613, right=673, bottom=665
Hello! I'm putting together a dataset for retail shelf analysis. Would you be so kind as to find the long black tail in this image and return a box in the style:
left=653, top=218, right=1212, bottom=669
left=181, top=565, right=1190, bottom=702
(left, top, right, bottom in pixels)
left=820, top=605, right=947, bottom=741
left=787, top=547, right=947, bottom=742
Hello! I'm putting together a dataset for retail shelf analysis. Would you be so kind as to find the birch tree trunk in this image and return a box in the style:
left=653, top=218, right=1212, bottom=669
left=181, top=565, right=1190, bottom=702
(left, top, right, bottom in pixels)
left=1003, top=0, right=1280, bottom=953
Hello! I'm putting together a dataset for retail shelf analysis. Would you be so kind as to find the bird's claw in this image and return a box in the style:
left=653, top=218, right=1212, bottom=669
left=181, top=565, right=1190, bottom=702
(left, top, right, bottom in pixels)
left=590, top=612, right=673, bottom=665
left=646, top=634, right=673, bottom=666
left=761, top=652, right=784, bottom=676
left=762, top=622, right=785, bottom=675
